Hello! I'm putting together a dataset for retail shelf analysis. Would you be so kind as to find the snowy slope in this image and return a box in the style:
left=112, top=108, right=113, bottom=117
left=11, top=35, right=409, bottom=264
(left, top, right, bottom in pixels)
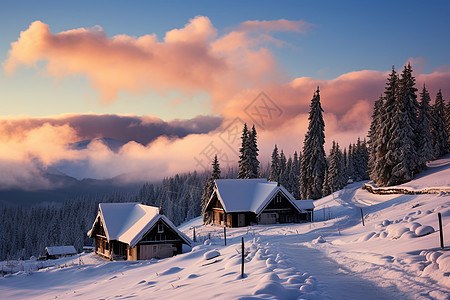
left=1, top=157, right=449, bottom=299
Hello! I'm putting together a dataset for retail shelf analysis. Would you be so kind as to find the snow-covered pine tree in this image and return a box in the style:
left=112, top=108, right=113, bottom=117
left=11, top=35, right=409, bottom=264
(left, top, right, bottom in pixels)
left=347, top=143, right=355, bottom=181
left=269, top=145, right=280, bottom=182
left=400, top=63, right=420, bottom=173
left=360, top=139, right=369, bottom=180
left=338, top=143, right=347, bottom=188
left=323, top=141, right=335, bottom=195
left=342, top=147, right=348, bottom=184
left=279, top=150, right=287, bottom=185
left=322, top=165, right=331, bottom=197
left=373, top=66, right=399, bottom=186
left=431, top=89, right=448, bottom=159
left=201, top=155, right=221, bottom=221
left=416, top=84, right=433, bottom=170
left=290, top=151, right=301, bottom=199
left=368, top=95, right=384, bottom=179
left=382, top=64, right=419, bottom=185
left=284, top=156, right=293, bottom=191
left=248, top=125, right=260, bottom=178
left=238, top=123, right=250, bottom=179
left=324, top=141, right=345, bottom=195
left=300, top=87, right=327, bottom=200
left=353, top=138, right=369, bottom=181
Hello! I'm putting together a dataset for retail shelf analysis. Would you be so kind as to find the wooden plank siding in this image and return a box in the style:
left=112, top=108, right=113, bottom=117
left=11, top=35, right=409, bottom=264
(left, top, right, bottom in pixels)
left=92, top=215, right=183, bottom=261
left=204, top=189, right=310, bottom=228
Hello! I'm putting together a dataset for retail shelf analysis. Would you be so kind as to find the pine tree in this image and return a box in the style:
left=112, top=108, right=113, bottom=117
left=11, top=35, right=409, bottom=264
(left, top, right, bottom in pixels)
left=201, top=155, right=221, bottom=221
left=290, top=151, right=301, bottom=199
left=416, top=84, right=433, bottom=170
left=322, top=166, right=331, bottom=197
left=336, top=143, right=348, bottom=189
left=269, top=145, right=280, bottom=182
left=373, top=66, right=400, bottom=186
left=431, top=89, right=448, bottom=159
left=342, top=147, right=348, bottom=184
left=347, top=144, right=355, bottom=181
left=248, top=125, right=260, bottom=178
left=238, top=123, right=250, bottom=179
left=284, top=156, right=293, bottom=191
left=238, top=124, right=259, bottom=179
left=300, top=87, right=327, bottom=200
left=324, top=141, right=345, bottom=195
left=368, top=95, right=384, bottom=178
left=353, top=138, right=369, bottom=181
left=279, top=150, right=287, bottom=185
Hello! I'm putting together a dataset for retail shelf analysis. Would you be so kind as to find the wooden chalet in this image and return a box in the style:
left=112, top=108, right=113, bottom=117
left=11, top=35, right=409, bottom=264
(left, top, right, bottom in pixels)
left=204, top=179, right=314, bottom=227
left=87, top=203, right=192, bottom=261
left=45, top=246, right=77, bottom=259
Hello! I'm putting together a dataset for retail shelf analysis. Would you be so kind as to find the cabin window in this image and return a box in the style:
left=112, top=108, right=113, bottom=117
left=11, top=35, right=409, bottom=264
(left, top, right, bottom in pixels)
left=157, top=224, right=164, bottom=233
left=275, top=195, right=282, bottom=204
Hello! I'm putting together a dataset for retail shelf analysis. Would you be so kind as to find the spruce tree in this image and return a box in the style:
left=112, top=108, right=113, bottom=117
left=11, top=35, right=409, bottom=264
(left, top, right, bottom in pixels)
left=237, top=123, right=250, bottom=179
left=300, top=87, right=327, bottom=200
left=279, top=150, right=287, bottom=185
left=416, top=84, right=433, bottom=170
left=248, top=125, right=260, bottom=178
left=342, top=148, right=348, bottom=184
left=201, top=155, right=221, bottom=221
left=431, top=90, right=448, bottom=159
left=269, top=145, right=280, bottom=181
left=347, top=144, right=355, bottom=181
left=322, top=166, right=331, bottom=197
left=368, top=95, right=384, bottom=178
left=238, top=123, right=259, bottom=179
left=323, top=141, right=337, bottom=195
left=339, top=144, right=347, bottom=187
left=373, top=66, right=399, bottom=186
left=284, top=156, right=293, bottom=191
left=290, top=151, right=301, bottom=199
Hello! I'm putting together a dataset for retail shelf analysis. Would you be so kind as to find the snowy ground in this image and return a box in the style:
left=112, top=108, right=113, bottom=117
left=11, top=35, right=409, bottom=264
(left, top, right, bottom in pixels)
left=1, top=157, right=449, bottom=299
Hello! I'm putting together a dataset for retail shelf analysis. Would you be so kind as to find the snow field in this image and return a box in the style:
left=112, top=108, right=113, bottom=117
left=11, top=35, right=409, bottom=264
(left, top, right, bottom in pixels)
left=0, top=229, right=318, bottom=300
left=1, top=156, right=450, bottom=299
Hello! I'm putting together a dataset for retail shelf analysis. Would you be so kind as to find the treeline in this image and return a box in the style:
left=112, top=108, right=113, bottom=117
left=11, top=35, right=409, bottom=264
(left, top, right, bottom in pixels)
left=0, top=168, right=240, bottom=260
left=0, top=193, right=128, bottom=260
left=368, top=64, right=449, bottom=186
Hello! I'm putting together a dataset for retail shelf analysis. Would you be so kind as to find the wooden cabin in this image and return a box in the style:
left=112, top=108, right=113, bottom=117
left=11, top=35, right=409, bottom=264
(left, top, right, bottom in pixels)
left=45, top=246, right=77, bottom=259
left=87, top=203, right=192, bottom=261
left=204, top=179, right=314, bottom=227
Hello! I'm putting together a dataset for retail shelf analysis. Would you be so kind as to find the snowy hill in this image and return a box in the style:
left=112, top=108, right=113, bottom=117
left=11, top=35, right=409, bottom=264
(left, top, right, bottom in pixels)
left=1, top=157, right=449, bottom=299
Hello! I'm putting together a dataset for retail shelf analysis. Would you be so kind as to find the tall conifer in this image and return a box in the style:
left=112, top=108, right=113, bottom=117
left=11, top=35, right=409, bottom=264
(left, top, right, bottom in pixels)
left=300, top=87, right=327, bottom=200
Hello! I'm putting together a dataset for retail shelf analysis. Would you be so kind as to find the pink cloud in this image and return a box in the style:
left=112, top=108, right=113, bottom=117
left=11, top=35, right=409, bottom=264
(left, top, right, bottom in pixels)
left=2, top=17, right=450, bottom=189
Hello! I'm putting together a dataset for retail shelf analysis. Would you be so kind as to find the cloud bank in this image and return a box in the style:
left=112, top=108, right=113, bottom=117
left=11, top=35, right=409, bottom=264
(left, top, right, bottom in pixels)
left=2, top=17, right=450, bottom=189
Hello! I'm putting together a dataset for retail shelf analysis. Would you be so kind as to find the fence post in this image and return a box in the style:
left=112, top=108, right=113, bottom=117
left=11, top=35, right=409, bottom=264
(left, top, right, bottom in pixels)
left=193, top=227, right=196, bottom=242
left=241, top=237, right=244, bottom=278
left=224, top=227, right=227, bottom=246
left=438, top=212, right=444, bottom=249
left=360, top=208, right=365, bottom=226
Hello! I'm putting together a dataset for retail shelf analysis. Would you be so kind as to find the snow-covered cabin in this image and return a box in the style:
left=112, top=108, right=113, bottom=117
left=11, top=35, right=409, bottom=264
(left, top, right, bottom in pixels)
left=87, top=203, right=192, bottom=261
left=204, top=179, right=314, bottom=227
left=45, top=246, right=77, bottom=259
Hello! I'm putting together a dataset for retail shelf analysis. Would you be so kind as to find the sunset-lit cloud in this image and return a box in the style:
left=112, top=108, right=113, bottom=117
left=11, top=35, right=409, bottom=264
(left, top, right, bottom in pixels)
left=2, top=16, right=450, bottom=189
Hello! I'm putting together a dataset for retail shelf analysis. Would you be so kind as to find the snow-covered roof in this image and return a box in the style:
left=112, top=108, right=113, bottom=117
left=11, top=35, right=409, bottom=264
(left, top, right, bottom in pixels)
left=292, top=199, right=315, bottom=210
left=45, top=246, right=77, bottom=256
left=210, top=179, right=313, bottom=214
left=88, top=203, right=191, bottom=248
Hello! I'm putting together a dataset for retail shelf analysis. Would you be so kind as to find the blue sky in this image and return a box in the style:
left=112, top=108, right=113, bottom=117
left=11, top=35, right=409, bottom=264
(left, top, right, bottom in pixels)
left=0, top=0, right=449, bottom=119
